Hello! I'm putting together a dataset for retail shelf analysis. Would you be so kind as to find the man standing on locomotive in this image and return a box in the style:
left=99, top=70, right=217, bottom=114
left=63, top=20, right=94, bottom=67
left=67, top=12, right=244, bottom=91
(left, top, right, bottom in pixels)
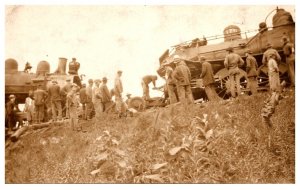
left=245, top=50, right=258, bottom=95
left=224, top=47, right=244, bottom=98
left=173, top=55, right=194, bottom=105
left=199, top=56, right=221, bottom=101
left=68, top=58, right=80, bottom=75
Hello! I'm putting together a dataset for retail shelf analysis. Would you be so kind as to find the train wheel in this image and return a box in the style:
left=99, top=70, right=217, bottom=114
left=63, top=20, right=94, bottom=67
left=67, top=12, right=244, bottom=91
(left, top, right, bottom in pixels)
left=128, top=97, right=146, bottom=111
left=257, top=62, right=289, bottom=90
left=215, top=68, right=247, bottom=99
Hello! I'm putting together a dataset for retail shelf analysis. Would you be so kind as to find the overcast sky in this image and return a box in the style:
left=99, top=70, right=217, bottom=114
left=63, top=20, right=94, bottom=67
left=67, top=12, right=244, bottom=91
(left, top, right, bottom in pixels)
left=5, top=5, right=295, bottom=97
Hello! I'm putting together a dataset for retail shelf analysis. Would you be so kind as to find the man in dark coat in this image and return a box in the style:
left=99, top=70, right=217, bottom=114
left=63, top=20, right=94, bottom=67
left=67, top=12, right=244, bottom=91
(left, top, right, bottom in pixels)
left=68, top=58, right=80, bottom=75
left=100, top=77, right=113, bottom=112
left=48, top=80, right=62, bottom=121
left=24, top=62, right=32, bottom=73
left=173, top=55, right=194, bottom=105
left=5, top=94, right=18, bottom=131
left=282, top=36, right=295, bottom=86
left=34, top=85, right=48, bottom=123
left=79, top=83, right=87, bottom=120
left=61, top=78, right=72, bottom=118
left=245, top=50, right=258, bottom=95
left=86, top=79, right=94, bottom=120
left=199, top=56, right=220, bottom=101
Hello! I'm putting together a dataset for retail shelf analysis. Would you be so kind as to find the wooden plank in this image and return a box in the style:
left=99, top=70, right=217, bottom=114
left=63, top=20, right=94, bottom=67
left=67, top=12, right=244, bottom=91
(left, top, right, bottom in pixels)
left=32, top=122, right=51, bottom=130
left=10, top=126, right=29, bottom=142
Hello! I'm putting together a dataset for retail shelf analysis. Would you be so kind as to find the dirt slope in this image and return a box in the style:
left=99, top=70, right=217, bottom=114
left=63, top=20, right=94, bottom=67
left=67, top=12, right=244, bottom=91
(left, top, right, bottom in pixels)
left=5, top=89, right=295, bottom=183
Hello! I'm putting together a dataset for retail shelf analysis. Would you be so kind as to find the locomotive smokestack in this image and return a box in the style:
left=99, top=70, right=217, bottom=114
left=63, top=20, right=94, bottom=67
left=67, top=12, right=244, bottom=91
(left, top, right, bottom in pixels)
left=55, top=57, right=67, bottom=75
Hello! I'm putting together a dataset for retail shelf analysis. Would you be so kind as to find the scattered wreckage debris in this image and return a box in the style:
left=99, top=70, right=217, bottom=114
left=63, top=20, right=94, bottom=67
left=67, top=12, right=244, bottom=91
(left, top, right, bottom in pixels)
left=7, top=119, right=70, bottom=143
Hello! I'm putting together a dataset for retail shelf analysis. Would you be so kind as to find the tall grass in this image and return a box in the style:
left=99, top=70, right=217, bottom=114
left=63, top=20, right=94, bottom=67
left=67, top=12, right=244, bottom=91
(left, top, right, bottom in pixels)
left=5, top=90, right=295, bottom=183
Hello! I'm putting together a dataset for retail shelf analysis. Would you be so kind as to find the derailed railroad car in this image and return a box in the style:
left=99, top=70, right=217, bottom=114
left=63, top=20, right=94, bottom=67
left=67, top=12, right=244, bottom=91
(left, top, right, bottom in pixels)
left=157, top=8, right=295, bottom=100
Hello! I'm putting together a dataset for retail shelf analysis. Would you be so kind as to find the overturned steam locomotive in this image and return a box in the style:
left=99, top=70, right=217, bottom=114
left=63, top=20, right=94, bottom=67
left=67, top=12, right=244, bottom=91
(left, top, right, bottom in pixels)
left=157, top=7, right=295, bottom=100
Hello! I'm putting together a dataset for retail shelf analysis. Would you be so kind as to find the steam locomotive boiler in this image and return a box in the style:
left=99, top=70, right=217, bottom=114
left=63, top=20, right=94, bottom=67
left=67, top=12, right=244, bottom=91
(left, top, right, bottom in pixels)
left=5, top=57, right=82, bottom=105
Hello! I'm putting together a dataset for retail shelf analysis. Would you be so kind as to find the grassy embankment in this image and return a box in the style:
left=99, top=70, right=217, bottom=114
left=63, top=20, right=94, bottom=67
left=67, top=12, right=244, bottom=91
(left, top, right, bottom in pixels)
left=5, top=89, right=295, bottom=183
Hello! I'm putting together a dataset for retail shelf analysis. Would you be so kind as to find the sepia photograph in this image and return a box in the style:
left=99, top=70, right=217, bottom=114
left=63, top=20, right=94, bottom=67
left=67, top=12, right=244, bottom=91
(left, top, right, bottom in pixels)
left=3, top=0, right=296, bottom=186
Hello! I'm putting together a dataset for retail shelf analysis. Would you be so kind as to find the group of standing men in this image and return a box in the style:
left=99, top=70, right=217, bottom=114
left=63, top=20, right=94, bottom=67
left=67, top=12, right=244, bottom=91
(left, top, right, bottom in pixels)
left=159, top=55, right=195, bottom=106
left=78, top=70, right=127, bottom=121
left=141, top=54, right=196, bottom=107
left=22, top=80, right=71, bottom=126
left=211, top=36, right=294, bottom=100
left=5, top=69, right=126, bottom=132
left=79, top=75, right=116, bottom=120
left=161, top=35, right=294, bottom=104
left=5, top=36, right=295, bottom=130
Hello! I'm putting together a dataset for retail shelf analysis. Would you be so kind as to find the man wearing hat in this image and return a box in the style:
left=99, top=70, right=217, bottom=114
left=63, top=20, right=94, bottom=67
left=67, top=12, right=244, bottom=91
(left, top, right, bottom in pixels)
left=34, top=85, right=48, bottom=123
left=79, top=83, right=87, bottom=120
left=92, top=79, right=101, bottom=104
left=224, top=46, right=244, bottom=98
left=282, top=36, right=295, bottom=86
left=100, top=77, right=113, bottom=112
left=125, top=93, right=132, bottom=106
left=61, top=78, right=72, bottom=118
left=5, top=94, right=18, bottom=131
left=114, top=70, right=126, bottom=117
left=173, top=55, right=194, bottom=105
left=68, top=58, right=80, bottom=75
left=164, top=62, right=178, bottom=104
left=126, top=93, right=131, bottom=100
left=24, top=90, right=35, bottom=125
left=48, top=80, right=62, bottom=121
left=268, top=52, right=280, bottom=92
left=86, top=79, right=94, bottom=120
left=245, top=50, right=258, bottom=95
left=141, top=75, right=157, bottom=101
left=199, top=56, right=221, bottom=101
left=92, top=79, right=102, bottom=118
left=24, top=62, right=32, bottom=73
left=262, top=43, right=281, bottom=65
left=67, top=83, right=81, bottom=131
